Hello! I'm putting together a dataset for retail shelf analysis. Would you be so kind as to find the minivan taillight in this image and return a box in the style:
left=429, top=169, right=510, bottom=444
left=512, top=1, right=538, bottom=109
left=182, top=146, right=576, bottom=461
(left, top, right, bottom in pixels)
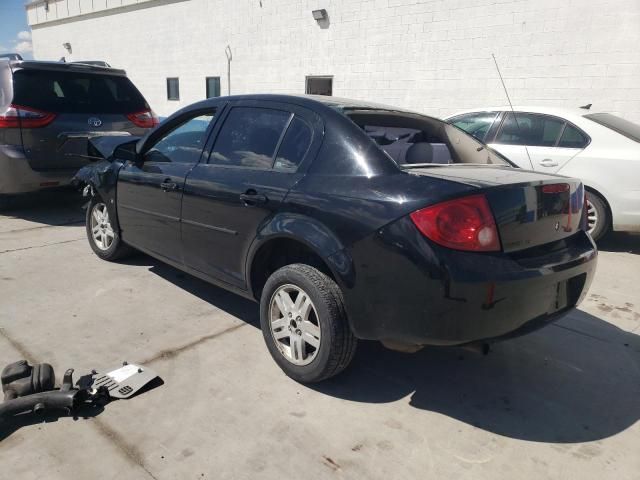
left=127, top=109, right=159, bottom=128
left=410, top=194, right=501, bottom=252
left=0, top=104, right=56, bottom=128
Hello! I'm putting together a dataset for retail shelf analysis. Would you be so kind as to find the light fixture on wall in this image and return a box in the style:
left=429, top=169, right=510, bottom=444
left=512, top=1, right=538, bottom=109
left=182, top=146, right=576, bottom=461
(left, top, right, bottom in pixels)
left=312, top=9, right=329, bottom=29
left=62, top=42, right=72, bottom=54
left=312, top=9, right=327, bottom=21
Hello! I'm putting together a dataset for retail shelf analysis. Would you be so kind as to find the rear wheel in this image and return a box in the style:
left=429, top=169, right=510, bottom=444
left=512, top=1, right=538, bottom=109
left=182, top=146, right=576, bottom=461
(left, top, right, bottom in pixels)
left=586, top=191, right=610, bottom=241
left=86, top=196, right=133, bottom=261
left=260, top=264, right=357, bottom=383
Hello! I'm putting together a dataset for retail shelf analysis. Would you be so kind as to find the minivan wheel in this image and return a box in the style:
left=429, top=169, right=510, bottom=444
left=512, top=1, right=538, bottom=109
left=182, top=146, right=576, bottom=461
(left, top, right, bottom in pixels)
left=260, top=264, right=357, bottom=383
left=86, top=196, right=133, bottom=261
left=585, top=191, right=610, bottom=241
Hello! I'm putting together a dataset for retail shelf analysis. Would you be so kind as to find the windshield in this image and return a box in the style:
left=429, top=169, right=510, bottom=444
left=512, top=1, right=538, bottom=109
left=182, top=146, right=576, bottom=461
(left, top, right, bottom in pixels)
left=584, top=113, right=640, bottom=143
left=344, top=109, right=511, bottom=167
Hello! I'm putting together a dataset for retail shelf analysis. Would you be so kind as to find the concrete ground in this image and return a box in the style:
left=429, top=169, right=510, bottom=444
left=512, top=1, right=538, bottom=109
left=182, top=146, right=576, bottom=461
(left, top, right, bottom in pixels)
left=0, top=191, right=639, bottom=480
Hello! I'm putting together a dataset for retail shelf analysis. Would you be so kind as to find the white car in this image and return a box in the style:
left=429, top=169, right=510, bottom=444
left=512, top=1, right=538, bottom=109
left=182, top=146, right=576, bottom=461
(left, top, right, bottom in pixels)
left=446, top=106, right=640, bottom=240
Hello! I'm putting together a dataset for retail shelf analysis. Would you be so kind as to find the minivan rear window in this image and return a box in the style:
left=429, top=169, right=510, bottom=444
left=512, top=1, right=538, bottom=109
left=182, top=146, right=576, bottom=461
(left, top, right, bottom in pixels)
left=584, top=113, right=640, bottom=143
left=12, top=69, right=148, bottom=114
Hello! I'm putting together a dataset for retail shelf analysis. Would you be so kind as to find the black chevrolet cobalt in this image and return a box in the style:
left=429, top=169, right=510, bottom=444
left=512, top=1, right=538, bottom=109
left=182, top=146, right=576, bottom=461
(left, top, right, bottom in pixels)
left=76, top=94, right=597, bottom=382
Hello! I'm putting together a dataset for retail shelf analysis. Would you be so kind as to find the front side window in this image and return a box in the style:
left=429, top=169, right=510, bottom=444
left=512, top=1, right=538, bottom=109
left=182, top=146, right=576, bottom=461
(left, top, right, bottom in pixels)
left=495, top=113, right=564, bottom=147
left=144, top=112, right=214, bottom=164
left=210, top=107, right=291, bottom=169
left=449, top=112, right=498, bottom=142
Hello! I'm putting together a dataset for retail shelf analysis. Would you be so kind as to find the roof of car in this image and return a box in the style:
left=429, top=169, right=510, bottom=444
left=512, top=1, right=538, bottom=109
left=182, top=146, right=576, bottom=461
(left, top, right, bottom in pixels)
left=1, top=58, right=126, bottom=76
left=446, top=105, right=594, bottom=120
left=184, top=94, right=425, bottom=119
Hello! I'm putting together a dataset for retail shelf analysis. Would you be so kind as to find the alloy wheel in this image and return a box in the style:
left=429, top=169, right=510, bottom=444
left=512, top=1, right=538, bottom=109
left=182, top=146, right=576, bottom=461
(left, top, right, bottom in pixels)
left=269, top=284, right=321, bottom=366
left=90, top=203, right=115, bottom=251
left=586, top=199, right=598, bottom=235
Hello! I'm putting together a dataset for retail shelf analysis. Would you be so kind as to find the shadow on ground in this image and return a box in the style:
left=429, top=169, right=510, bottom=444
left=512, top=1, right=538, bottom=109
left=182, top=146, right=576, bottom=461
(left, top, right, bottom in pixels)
left=0, top=189, right=85, bottom=227
left=127, top=254, right=640, bottom=444
left=0, top=403, right=105, bottom=442
left=597, top=231, right=640, bottom=255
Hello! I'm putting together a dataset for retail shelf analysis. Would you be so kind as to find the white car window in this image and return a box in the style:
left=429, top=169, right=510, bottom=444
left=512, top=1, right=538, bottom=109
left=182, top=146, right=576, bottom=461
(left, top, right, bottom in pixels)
left=495, top=113, right=564, bottom=147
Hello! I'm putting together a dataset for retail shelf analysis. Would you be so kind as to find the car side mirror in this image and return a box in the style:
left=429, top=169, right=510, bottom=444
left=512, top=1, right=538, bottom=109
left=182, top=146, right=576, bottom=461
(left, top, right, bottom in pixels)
left=114, top=142, right=140, bottom=163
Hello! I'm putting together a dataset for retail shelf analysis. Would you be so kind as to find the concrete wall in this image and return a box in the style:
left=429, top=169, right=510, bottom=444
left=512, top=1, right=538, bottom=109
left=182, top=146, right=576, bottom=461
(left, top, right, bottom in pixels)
left=28, top=0, right=640, bottom=121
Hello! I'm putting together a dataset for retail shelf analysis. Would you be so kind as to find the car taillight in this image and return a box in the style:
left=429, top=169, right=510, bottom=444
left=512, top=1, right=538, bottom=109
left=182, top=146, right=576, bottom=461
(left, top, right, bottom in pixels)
left=410, top=194, right=501, bottom=252
left=0, top=104, right=56, bottom=128
left=127, top=109, right=159, bottom=128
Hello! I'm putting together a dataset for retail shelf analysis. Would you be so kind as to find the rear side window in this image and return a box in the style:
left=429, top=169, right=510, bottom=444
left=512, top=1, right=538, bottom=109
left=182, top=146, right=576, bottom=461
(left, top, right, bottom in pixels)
left=558, top=124, right=589, bottom=148
left=449, top=112, right=498, bottom=142
left=495, top=113, right=564, bottom=147
left=274, top=117, right=312, bottom=172
left=12, top=69, right=148, bottom=114
left=210, top=107, right=291, bottom=169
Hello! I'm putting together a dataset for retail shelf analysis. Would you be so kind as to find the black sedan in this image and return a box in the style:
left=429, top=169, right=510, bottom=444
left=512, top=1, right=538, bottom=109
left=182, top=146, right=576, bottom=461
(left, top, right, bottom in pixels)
left=75, top=94, right=597, bottom=382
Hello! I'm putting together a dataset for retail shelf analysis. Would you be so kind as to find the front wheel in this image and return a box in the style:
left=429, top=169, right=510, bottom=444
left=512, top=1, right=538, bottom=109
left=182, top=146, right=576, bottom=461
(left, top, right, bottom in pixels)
left=86, top=197, right=133, bottom=261
left=260, top=264, right=357, bottom=383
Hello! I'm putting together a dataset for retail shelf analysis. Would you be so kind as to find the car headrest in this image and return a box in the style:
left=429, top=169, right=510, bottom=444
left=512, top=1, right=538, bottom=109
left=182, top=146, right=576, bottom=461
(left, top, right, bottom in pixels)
left=405, top=142, right=452, bottom=164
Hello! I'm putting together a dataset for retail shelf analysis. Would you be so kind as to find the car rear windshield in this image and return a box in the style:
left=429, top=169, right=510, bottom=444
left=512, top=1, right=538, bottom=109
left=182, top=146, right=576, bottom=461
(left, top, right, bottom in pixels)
left=345, top=109, right=511, bottom=167
left=584, top=113, right=640, bottom=143
left=12, top=68, right=148, bottom=114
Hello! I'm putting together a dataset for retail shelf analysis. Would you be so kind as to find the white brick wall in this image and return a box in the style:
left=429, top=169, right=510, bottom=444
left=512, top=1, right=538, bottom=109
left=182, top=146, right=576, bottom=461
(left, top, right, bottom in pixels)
left=28, top=0, right=640, bottom=122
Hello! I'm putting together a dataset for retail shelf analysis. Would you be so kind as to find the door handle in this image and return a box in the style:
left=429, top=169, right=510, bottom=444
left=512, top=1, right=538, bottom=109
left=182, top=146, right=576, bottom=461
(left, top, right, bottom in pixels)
left=160, top=180, right=179, bottom=191
left=240, top=190, right=268, bottom=206
left=539, top=158, right=559, bottom=167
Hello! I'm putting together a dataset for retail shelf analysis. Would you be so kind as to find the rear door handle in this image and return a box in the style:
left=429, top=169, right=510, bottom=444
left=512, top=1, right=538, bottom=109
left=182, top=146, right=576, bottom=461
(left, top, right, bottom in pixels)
left=539, top=158, right=559, bottom=167
left=240, top=190, right=268, bottom=205
left=160, top=181, right=179, bottom=191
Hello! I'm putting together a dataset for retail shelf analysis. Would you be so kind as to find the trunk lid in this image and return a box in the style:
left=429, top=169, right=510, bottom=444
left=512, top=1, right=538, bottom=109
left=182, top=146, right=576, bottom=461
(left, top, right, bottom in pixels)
left=406, top=165, right=586, bottom=252
left=11, top=66, right=150, bottom=171
left=20, top=113, right=140, bottom=171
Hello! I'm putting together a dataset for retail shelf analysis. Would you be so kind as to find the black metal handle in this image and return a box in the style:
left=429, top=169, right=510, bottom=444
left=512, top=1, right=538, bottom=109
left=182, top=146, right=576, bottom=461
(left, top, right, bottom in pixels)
left=160, top=181, right=178, bottom=191
left=240, top=191, right=268, bottom=205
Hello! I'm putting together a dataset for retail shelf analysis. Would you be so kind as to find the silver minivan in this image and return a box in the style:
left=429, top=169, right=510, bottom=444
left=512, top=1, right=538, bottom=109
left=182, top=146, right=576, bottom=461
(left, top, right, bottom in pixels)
left=0, top=59, right=157, bottom=198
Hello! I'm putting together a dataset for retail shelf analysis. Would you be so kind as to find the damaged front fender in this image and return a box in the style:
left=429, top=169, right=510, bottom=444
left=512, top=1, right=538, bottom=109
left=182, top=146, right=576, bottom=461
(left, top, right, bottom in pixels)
left=72, top=135, right=136, bottom=232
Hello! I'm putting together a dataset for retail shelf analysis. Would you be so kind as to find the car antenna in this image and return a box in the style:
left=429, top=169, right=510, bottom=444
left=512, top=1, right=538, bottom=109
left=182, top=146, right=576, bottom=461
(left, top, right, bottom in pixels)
left=580, top=103, right=592, bottom=110
left=491, top=53, right=534, bottom=170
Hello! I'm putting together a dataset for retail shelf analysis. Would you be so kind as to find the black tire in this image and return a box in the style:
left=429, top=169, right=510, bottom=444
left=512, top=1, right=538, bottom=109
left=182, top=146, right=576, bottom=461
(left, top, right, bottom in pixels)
left=586, top=191, right=610, bottom=241
left=85, top=196, right=134, bottom=261
left=260, top=264, right=357, bottom=383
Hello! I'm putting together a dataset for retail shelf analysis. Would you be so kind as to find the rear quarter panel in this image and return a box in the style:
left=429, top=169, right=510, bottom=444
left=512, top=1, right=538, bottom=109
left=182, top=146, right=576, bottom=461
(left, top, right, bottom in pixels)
left=559, top=141, right=640, bottom=231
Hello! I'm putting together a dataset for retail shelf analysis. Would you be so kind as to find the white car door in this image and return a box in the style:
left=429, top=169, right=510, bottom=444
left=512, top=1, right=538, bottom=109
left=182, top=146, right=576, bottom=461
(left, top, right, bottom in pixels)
left=488, top=112, right=585, bottom=173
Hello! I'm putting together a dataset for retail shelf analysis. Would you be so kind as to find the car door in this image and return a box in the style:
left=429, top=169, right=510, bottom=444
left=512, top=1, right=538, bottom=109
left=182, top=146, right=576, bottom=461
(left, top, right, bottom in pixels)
left=181, top=101, right=319, bottom=288
left=488, top=112, right=585, bottom=172
left=117, top=109, right=216, bottom=261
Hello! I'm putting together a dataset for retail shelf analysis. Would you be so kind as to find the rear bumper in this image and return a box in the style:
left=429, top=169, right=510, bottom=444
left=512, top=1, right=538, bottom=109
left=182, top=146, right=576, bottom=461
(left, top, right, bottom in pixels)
left=0, top=145, right=75, bottom=195
left=341, top=217, right=597, bottom=346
